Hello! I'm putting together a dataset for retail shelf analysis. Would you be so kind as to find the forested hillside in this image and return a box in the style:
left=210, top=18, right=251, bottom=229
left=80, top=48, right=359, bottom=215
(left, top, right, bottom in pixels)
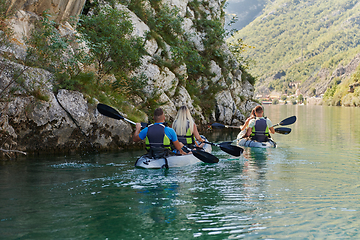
left=231, top=0, right=360, bottom=97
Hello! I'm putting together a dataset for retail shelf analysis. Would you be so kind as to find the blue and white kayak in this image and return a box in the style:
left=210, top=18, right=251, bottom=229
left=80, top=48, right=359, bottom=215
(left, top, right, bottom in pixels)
left=135, top=138, right=212, bottom=169
left=236, top=138, right=276, bottom=148
left=236, top=130, right=276, bottom=148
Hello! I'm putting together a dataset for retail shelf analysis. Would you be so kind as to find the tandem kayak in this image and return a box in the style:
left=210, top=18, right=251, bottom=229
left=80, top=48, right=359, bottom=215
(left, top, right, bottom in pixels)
left=135, top=139, right=212, bottom=169
left=236, top=138, right=277, bottom=148
left=236, top=130, right=276, bottom=148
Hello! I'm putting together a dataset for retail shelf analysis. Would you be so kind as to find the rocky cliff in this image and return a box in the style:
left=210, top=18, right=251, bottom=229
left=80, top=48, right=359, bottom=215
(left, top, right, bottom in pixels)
left=7, top=0, right=86, bottom=23
left=300, top=53, right=360, bottom=96
left=0, top=0, right=256, bottom=158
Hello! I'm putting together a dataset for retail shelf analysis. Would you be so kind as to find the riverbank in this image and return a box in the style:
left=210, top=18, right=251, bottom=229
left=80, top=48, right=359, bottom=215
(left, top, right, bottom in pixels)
left=306, top=97, right=323, bottom=105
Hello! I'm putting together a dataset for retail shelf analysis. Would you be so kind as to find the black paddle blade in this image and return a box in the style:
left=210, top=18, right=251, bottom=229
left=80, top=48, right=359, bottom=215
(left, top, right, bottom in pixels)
left=218, top=142, right=244, bottom=157
left=203, top=141, right=243, bottom=157
left=97, top=103, right=124, bottom=120
left=279, top=116, right=296, bottom=126
left=192, top=150, right=219, bottom=163
left=211, top=122, right=226, bottom=129
left=275, top=127, right=291, bottom=134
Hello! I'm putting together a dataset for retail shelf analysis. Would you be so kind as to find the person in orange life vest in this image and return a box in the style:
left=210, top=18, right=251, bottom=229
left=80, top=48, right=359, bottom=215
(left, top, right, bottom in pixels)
left=133, top=108, right=186, bottom=155
left=172, top=106, right=204, bottom=149
left=244, top=105, right=275, bottom=142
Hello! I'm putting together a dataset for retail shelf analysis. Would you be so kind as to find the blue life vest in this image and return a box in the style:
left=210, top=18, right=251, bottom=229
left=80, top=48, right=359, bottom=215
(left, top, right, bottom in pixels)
left=250, top=118, right=270, bottom=142
left=145, top=124, right=171, bottom=151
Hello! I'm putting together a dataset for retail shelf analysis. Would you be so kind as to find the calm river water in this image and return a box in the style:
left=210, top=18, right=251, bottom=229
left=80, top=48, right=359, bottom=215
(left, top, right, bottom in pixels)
left=1, top=105, right=359, bottom=239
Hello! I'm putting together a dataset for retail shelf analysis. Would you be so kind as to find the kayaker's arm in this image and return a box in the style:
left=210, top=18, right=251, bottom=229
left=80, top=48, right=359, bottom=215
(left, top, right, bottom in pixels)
left=244, top=127, right=252, bottom=137
left=193, top=124, right=204, bottom=143
left=269, top=126, right=275, bottom=134
left=173, top=140, right=186, bottom=155
left=241, top=117, right=253, bottom=131
left=133, top=123, right=143, bottom=142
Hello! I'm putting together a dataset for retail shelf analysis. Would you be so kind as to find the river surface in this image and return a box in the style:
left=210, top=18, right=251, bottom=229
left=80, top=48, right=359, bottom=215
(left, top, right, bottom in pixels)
left=1, top=105, right=359, bottom=239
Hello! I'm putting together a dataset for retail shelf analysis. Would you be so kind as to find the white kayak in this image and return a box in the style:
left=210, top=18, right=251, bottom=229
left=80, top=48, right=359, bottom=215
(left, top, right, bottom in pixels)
left=135, top=139, right=212, bottom=169
left=236, top=138, right=276, bottom=148
left=236, top=130, right=276, bottom=148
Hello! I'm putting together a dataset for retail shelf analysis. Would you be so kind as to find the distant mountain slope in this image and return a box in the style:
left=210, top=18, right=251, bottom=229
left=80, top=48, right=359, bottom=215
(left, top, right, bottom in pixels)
left=224, top=0, right=266, bottom=31
left=232, top=0, right=360, bottom=96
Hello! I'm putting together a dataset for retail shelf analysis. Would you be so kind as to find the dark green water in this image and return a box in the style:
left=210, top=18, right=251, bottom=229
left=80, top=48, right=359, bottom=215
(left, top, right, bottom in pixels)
left=1, top=105, right=359, bottom=239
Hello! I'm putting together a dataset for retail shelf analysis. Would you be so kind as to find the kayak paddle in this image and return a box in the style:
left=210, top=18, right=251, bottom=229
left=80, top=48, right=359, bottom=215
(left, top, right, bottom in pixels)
left=97, top=103, right=219, bottom=164
left=192, top=149, right=219, bottom=163
left=182, top=146, right=219, bottom=163
left=233, top=115, right=296, bottom=141
left=97, top=103, right=148, bottom=129
left=211, top=122, right=241, bottom=129
left=274, top=127, right=291, bottom=135
left=273, top=115, right=296, bottom=127
left=203, top=141, right=244, bottom=157
left=212, top=116, right=296, bottom=130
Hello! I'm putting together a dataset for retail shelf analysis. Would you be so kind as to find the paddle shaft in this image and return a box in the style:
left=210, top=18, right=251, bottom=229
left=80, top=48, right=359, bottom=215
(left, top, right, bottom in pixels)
left=211, top=122, right=241, bottom=129
left=124, top=117, right=136, bottom=125
left=224, top=125, right=240, bottom=129
left=97, top=103, right=145, bottom=128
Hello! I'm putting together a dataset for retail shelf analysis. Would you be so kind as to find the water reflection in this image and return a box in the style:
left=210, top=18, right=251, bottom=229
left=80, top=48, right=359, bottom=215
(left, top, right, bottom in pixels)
left=135, top=174, right=179, bottom=224
left=2, top=105, right=360, bottom=239
left=178, top=146, right=273, bottom=238
left=242, top=148, right=268, bottom=181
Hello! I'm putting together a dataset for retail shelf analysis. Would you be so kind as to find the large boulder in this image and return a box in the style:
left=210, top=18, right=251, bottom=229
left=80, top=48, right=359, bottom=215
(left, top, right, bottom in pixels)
left=0, top=59, right=133, bottom=155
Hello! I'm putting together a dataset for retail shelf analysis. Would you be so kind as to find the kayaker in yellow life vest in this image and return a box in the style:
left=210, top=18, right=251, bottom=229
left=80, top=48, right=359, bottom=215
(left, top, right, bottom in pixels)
left=133, top=108, right=186, bottom=155
left=244, top=105, right=275, bottom=142
left=172, top=106, right=204, bottom=148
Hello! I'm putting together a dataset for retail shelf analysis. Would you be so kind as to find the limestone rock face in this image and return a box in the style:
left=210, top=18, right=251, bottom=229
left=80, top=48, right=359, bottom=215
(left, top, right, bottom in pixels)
left=123, top=0, right=257, bottom=126
left=215, top=90, right=236, bottom=124
left=300, top=53, right=360, bottom=96
left=7, top=0, right=86, bottom=23
left=1, top=0, right=257, bottom=157
left=0, top=58, right=133, bottom=155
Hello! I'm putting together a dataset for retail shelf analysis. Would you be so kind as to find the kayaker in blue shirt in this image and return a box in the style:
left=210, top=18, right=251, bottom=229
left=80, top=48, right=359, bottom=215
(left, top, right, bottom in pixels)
left=244, top=105, right=275, bottom=142
left=133, top=108, right=186, bottom=155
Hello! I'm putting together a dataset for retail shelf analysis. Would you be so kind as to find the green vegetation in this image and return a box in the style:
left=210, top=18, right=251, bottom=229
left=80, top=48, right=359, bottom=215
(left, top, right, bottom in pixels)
left=25, top=12, right=81, bottom=74
left=2, top=0, right=249, bottom=121
left=116, top=0, right=234, bottom=117
left=0, top=1, right=50, bottom=103
left=232, top=0, right=360, bottom=95
left=22, top=4, right=149, bottom=121
left=227, top=37, right=256, bottom=85
left=323, top=65, right=360, bottom=106
left=78, top=5, right=145, bottom=81
left=272, top=98, right=279, bottom=105
left=298, top=94, right=304, bottom=104
left=0, top=0, right=15, bottom=55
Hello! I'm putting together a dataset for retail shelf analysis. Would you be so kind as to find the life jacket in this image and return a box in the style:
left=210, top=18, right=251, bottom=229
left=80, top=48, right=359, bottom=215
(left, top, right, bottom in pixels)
left=176, top=121, right=195, bottom=147
left=250, top=118, right=270, bottom=142
left=145, top=124, right=171, bottom=151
